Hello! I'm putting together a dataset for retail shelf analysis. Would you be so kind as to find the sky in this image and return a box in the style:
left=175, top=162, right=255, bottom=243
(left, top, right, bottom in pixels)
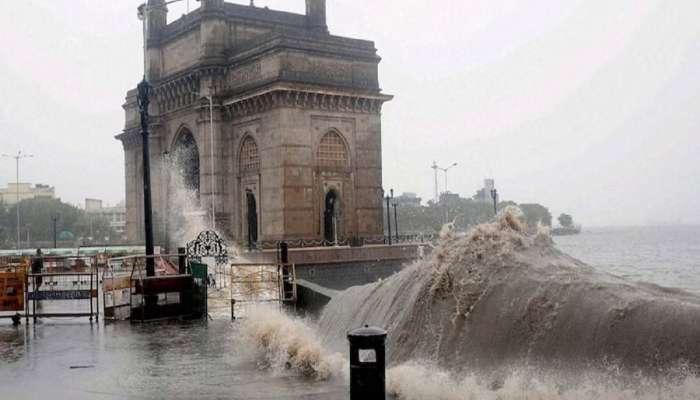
left=1, top=0, right=699, bottom=227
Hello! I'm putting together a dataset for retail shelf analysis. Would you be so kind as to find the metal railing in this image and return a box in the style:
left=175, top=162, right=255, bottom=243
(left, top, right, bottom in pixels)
left=250, top=234, right=438, bottom=251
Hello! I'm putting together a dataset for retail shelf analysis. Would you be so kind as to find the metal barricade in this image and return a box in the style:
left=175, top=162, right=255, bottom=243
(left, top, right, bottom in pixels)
left=229, top=263, right=296, bottom=319
left=26, top=256, right=99, bottom=322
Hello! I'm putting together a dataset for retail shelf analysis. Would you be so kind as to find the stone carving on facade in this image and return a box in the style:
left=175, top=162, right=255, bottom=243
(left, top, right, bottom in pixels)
left=225, top=89, right=385, bottom=119
left=226, top=62, right=263, bottom=89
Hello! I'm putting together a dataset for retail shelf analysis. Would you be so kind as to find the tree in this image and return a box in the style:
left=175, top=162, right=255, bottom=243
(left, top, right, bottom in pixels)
left=519, top=203, right=553, bottom=228
left=558, top=213, right=574, bottom=228
left=0, top=199, right=10, bottom=248
left=0, top=198, right=119, bottom=249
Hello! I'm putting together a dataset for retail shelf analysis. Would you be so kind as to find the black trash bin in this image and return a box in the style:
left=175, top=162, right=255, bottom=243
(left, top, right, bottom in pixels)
left=347, top=325, right=387, bottom=400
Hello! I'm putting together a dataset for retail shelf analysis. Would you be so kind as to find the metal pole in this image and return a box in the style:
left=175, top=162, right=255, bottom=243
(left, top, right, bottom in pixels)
left=1, top=152, right=35, bottom=250
left=32, top=276, right=36, bottom=323
left=95, top=262, right=99, bottom=322
left=386, top=189, right=394, bottom=246
left=16, top=157, right=19, bottom=251
left=393, top=203, right=399, bottom=242
left=52, top=216, right=57, bottom=248
left=431, top=161, right=438, bottom=204
left=138, top=78, right=156, bottom=277
left=89, top=264, right=94, bottom=322
left=209, top=95, right=216, bottom=231
left=385, top=195, right=392, bottom=245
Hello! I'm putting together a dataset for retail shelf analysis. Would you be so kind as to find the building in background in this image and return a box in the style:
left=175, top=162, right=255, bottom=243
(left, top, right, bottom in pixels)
left=395, top=192, right=422, bottom=207
left=0, top=183, right=55, bottom=206
left=85, top=198, right=127, bottom=239
left=474, top=179, right=496, bottom=203
left=439, top=192, right=461, bottom=205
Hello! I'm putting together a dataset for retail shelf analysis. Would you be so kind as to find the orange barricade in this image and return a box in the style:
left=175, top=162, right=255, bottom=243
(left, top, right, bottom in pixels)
left=0, top=268, right=26, bottom=312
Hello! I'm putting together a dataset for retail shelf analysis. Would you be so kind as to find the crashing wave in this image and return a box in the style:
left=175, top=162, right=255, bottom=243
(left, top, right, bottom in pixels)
left=319, top=207, right=700, bottom=376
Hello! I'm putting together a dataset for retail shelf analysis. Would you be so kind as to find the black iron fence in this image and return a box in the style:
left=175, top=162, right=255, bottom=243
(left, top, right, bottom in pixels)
left=250, top=234, right=438, bottom=251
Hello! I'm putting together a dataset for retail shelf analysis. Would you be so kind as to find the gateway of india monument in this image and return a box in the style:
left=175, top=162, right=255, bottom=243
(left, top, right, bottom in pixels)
left=117, top=0, right=392, bottom=250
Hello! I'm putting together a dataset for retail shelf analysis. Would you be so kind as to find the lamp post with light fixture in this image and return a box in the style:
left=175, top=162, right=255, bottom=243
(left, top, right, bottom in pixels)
left=1, top=151, right=33, bottom=251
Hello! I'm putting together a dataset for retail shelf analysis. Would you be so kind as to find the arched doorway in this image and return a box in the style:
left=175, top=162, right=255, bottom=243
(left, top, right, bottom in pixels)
left=246, top=190, right=258, bottom=249
left=239, top=136, right=260, bottom=245
left=324, top=190, right=338, bottom=244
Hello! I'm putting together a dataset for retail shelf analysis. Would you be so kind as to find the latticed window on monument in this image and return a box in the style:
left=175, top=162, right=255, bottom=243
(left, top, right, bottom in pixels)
left=239, top=137, right=260, bottom=172
left=318, top=131, right=348, bottom=167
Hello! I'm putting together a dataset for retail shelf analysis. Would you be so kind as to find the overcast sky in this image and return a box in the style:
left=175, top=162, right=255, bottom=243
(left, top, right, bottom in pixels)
left=1, top=0, right=699, bottom=227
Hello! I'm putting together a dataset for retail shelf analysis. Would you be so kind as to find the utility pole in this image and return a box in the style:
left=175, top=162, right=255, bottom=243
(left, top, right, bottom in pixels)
left=2, top=151, right=33, bottom=251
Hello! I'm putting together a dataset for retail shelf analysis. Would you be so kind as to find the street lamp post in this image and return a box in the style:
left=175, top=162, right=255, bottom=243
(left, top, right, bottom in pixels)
left=392, top=199, right=399, bottom=242
left=440, top=162, right=458, bottom=194
left=137, top=78, right=156, bottom=276
left=1, top=151, right=33, bottom=251
left=137, top=0, right=190, bottom=276
left=432, top=162, right=457, bottom=223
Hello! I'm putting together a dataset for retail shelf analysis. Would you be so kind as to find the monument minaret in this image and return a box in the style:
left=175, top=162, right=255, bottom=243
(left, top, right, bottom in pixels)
left=306, top=0, right=328, bottom=33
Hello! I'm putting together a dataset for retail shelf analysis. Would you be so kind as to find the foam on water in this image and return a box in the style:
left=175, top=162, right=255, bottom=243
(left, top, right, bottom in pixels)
left=240, top=306, right=347, bottom=381
left=239, top=306, right=700, bottom=399
left=164, top=156, right=209, bottom=248
left=386, top=361, right=700, bottom=400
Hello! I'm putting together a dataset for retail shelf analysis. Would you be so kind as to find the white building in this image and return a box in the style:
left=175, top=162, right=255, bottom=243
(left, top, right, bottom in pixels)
left=395, top=192, right=422, bottom=207
left=0, top=183, right=55, bottom=206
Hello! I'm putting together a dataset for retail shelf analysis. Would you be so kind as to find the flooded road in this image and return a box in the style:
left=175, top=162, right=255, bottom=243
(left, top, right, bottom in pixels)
left=0, top=318, right=346, bottom=399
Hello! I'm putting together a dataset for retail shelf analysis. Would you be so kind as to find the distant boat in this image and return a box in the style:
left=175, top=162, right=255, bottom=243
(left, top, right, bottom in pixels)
left=551, top=225, right=582, bottom=236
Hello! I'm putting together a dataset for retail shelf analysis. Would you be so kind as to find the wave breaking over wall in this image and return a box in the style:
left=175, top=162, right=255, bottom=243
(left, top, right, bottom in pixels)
left=241, top=306, right=346, bottom=381
left=318, top=208, right=700, bottom=378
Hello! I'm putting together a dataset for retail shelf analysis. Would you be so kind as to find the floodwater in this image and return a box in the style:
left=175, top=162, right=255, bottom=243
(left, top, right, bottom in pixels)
left=2, top=225, right=700, bottom=399
left=0, top=318, right=345, bottom=399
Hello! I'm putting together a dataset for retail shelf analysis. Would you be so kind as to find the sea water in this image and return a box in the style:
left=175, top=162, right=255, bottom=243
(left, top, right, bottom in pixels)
left=554, top=225, right=700, bottom=295
left=2, top=224, right=700, bottom=399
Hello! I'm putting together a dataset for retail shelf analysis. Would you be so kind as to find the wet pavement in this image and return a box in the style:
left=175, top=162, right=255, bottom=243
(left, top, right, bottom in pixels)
left=0, top=318, right=346, bottom=400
